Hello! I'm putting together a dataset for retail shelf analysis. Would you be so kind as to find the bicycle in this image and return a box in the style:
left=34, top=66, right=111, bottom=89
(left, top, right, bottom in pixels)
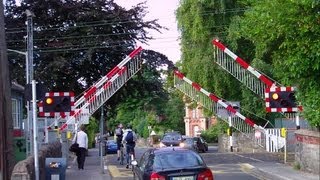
left=126, top=144, right=135, bottom=170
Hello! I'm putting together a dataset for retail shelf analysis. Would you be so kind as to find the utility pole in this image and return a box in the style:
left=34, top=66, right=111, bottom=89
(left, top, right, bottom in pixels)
left=100, top=108, right=105, bottom=174
left=25, top=10, right=39, bottom=180
left=0, top=2, right=15, bottom=180
left=26, top=9, right=35, bottom=156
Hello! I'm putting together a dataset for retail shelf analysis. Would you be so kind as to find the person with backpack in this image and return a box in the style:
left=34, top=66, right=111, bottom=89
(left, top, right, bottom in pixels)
left=122, top=124, right=137, bottom=168
left=115, top=123, right=124, bottom=161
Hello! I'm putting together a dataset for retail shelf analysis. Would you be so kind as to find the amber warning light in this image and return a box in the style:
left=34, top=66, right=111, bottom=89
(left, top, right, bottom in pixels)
left=45, top=97, right=54, bottom=105
left=271, top=93, right=279, bottom=100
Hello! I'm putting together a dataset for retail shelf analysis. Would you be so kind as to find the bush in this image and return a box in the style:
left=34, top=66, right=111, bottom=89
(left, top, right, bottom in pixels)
left=201, top=121, right=228, bottom=143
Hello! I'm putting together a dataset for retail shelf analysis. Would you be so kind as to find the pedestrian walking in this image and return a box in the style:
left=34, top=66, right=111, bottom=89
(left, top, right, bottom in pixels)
left=73, top=124, right=88, bottom=170
left=115, top=123, right=124, bottom=161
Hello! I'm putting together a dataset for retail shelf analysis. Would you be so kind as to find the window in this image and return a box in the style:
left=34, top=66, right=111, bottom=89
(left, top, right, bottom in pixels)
left=11, top=98, right=21, bottom=129
left=154, top=151, right=204, bottom=169
left=192, top=108, right=197, bottom=118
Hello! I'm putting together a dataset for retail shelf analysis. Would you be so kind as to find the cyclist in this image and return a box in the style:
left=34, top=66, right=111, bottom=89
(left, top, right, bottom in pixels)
left=122, top=124, right=137, bottom=169
left=115, top=123, right=124, bottom=161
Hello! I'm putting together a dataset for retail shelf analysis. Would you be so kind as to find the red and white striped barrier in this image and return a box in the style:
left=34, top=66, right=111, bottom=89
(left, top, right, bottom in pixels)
left=58, top=47, right=143, bottom=131
left=212, top=39, right=274, bottom=87
left=174, top=70, right=262, bottom=129
left=76, top=46, right=142, bottom=107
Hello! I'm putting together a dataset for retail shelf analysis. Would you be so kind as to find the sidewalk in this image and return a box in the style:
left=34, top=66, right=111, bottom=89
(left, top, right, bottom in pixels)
left=65, top=148, right=111, bottom=180
left=244, top=162, right=320, bottom=180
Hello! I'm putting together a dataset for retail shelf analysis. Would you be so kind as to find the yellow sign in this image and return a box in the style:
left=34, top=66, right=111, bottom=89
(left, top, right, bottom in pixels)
left=281, top=128, right=287, bottom=138
left=67, top=131, right=72, bottom=139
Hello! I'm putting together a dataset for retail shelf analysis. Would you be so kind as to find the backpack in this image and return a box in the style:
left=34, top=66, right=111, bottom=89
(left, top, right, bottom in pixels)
left=115, top=128, right=122, bottom=136
left=125, top=131, right=134, bottom=144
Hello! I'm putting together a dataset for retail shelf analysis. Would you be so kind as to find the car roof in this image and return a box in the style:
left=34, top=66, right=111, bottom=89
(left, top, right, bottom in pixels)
left=164, top=131, right=181, bottom=134
left=152, top=147, right=194, bottom=154
left=163, top=132, right=182, bottom=136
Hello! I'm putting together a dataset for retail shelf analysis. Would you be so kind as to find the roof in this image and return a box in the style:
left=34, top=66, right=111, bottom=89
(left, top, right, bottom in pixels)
left=11, top=81, right=24, bottom=92
left=152, top=147, right=192, bottom=154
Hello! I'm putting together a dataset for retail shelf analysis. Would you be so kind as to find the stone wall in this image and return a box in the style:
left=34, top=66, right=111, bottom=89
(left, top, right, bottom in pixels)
left=218, top=132, right=266, bottom=153
left=11, top=141, right=62, bottom=180
left=295, top=129, right=320, bottom=174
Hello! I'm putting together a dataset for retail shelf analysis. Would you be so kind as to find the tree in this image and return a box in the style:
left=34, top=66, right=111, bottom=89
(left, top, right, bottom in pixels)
left=5, top=0, right=177, bottom=131
left=176, top=0, right=269, bottom=125
left=5, top=0, right=163, bottom=95
left=228, top=0, right=320, bottom=128
left=0, top=2, right=14, bottom=179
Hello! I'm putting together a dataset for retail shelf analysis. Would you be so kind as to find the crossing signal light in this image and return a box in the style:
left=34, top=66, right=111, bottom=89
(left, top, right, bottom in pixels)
left=43, top=96, right=71, bottom=114
left=45, top=97, right=54, bottom=105
left=269, top=91, right=297, bottom=108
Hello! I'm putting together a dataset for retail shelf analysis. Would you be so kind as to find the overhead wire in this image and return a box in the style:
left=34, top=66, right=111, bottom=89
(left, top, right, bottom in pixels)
left=5, top=8, right=249, bottom=33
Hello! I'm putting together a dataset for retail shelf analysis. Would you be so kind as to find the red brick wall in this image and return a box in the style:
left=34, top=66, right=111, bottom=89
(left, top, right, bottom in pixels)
left=185, top=105, right=218, bottom=136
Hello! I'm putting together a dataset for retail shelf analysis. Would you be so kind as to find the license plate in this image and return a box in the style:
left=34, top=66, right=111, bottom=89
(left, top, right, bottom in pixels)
left=172, top=176, right=194, bottom=180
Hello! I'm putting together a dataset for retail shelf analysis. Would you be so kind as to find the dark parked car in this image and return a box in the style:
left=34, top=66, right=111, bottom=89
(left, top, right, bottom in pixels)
left=105, top=140, right=118, bottom=154
left=159, top=132, right=184, bottom=147
left=132, top=147, right=214, bottom=180
left=180, top=137, right=198, bottom=151
left=194, top=137, right=208, bottom=153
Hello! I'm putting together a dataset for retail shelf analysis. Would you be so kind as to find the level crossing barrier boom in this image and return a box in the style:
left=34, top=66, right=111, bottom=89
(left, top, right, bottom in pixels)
left=173, top=70, right=285, bottom=150
left=43, top=47, right=143, bottom=131
left=211, top=39, right=302, bottom=124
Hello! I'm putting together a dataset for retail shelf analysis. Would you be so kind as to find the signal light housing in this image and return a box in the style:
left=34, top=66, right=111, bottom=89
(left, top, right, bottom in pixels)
left=39, top=92, right=74, bottom=117
left=265, top=87, right=302, bottom=112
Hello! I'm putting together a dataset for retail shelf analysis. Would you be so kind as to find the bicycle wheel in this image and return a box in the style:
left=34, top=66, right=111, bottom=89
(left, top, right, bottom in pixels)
left=130, top=152, right=135, bottom=171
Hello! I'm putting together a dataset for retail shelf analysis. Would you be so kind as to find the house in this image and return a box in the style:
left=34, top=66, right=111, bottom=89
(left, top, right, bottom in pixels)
left=184, top=103, right=217, bottom=137
left=11, top=81, right=25, bottom=136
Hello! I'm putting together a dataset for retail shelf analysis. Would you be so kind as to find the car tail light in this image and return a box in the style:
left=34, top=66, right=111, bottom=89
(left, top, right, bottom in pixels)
left=150, top=172, right=166, bottom=180
left=197, top=168, right=214, bottom=180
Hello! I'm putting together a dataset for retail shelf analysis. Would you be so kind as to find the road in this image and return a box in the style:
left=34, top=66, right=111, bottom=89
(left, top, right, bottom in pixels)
left=105, top=145, right=283, bottom=180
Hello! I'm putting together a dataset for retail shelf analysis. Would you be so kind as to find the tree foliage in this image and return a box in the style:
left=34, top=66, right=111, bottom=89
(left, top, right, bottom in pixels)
left=228, top=0, right=320, bottom=128
left=5, top=0, right=186, bottom=135
left=5, top=0, right=163, bottom=94
left=177, top=0, right=320, bottom=128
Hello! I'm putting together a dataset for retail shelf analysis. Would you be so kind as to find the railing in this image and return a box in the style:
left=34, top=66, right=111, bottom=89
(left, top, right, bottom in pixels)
left=57, top=47, right=143, bottom=131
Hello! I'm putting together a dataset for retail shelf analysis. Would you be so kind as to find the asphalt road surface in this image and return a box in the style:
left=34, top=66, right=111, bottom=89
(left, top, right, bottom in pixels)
left=105, top=145, right=282, bottom=180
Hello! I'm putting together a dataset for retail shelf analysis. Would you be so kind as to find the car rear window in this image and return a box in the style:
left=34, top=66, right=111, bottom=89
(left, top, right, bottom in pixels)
left=163, top=134, right=181, bottom=141
left=185, top=138, right=194, bottom=144
left=153, top=151, right=204, bottom=169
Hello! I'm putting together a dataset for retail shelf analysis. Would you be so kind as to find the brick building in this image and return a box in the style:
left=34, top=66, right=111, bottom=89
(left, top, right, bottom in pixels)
left=184, top=103, right=217, bottom=137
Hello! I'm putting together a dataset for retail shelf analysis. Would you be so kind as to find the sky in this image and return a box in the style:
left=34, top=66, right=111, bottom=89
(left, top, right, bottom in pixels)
left=114, top=0, right=181, bottom=63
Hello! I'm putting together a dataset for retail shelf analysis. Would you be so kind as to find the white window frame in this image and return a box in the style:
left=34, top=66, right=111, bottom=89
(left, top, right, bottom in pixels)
left=11, top=98, right=21, bottom=129
left=192, top=108, right=197, bottom=118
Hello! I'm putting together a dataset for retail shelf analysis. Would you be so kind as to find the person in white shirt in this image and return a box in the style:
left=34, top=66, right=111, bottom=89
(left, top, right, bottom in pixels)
left=122, top=124, right=137, bottom=168
left=73, top=125, right=88, bottom=170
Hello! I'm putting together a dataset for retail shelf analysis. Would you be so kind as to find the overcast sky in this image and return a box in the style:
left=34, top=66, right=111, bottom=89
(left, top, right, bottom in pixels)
left=114, top=0, right=181, bottom=63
